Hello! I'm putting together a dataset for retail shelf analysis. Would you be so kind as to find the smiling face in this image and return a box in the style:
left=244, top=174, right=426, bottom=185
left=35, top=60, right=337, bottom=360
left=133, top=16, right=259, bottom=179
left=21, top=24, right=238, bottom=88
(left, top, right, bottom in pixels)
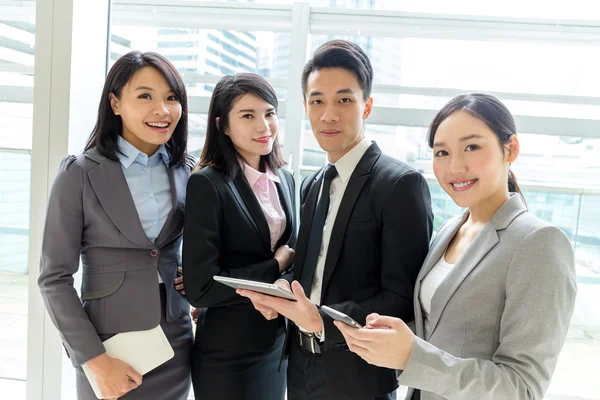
left=303, top=67, right=373, bottom=163
left=223, top=93, right=278, bottom=168
left=109, top=66, right=182, bottom=155
left=432, top=110, right=519, bottom=210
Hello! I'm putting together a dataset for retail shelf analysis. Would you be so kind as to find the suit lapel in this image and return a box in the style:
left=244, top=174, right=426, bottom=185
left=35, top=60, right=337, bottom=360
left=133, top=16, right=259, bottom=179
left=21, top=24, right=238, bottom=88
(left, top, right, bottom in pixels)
left=86, top=152, right=154, bottom=249
left=424, top=195, right=526, bottom=340
left=155, top=165, right=188, bottom=247
left=274, top=170, right=293, bottom=249
left=413, top=215, right=465, bottom=338
left=320, top=145, right=381, bottom=299
left=417, top=215, right=467, bottom=284
left=227, top=172, right=271, bottom=252
left=426, top=222, right=499, bottom=340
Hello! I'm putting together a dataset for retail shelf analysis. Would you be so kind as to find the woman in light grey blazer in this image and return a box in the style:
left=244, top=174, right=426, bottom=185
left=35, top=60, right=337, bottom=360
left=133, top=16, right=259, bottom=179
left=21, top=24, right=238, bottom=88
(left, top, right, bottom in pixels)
left=38, top=52, right=194, bottom=400
left=335, top=93, right=577, bottom=400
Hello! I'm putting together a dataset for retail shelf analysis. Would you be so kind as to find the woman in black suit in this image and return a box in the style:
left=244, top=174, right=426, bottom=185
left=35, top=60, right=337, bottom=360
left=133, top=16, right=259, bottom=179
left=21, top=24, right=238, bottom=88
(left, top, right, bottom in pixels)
left=182, top=73, right=296, bottom=400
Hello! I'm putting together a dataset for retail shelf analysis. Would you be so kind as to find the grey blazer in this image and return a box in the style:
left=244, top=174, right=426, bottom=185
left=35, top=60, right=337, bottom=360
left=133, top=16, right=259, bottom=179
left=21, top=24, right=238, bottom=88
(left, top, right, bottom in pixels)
left=399, top=194, right=577, bottom=400
left=38, top=148, right=192, bottom=367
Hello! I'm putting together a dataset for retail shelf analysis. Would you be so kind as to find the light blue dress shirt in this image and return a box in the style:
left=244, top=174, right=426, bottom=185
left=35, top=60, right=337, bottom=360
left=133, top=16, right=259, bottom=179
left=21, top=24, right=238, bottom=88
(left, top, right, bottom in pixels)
left=117, top=136, right=172, bottom=283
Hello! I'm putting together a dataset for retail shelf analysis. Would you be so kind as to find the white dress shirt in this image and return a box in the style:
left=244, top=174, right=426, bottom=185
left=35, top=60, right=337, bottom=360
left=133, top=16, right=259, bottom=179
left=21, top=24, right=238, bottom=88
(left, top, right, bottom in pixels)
left=298, top=138, right=372, bottom=340
left=310, top=137, right=372, bottom=305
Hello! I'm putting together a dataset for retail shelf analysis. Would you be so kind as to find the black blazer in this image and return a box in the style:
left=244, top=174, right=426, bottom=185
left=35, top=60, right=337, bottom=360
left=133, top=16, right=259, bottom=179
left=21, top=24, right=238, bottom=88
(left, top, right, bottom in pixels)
left=183, top=166, right=297, bottom=353
left=288, top=143, right=433, bottom=398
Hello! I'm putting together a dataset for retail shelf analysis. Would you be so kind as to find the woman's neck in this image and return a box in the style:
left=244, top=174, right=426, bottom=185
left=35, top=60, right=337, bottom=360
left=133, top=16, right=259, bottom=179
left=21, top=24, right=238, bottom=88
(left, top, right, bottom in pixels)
left=122, top=131, right=159, bottom=157
left=239, top=151, right=262, bottom=172
left=467, top=188, right=510, bottom=225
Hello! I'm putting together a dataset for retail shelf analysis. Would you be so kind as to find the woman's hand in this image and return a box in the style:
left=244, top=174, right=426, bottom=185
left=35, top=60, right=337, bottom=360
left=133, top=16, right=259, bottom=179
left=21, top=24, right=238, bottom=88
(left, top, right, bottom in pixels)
left=174, top=267, right=185, bottom=295
left=84, top=353, right=142, bottom=399
left=274, top=245, right=295, bottom=274
left=334, top=313, right=415, bottom=370
left=191, top=307, right=200, bottom=323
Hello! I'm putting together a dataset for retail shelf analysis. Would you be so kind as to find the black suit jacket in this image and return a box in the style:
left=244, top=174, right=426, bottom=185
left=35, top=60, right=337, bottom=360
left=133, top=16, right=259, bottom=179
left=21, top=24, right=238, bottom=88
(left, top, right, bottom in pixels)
left=288, top=142, right=433, bottom=398
left=183, top=166, right=297, bottom=353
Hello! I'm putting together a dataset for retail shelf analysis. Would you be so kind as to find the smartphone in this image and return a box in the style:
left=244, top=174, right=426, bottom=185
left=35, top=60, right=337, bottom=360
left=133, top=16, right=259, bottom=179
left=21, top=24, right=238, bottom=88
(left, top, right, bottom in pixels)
left=320, top=305, right=362, bottom=328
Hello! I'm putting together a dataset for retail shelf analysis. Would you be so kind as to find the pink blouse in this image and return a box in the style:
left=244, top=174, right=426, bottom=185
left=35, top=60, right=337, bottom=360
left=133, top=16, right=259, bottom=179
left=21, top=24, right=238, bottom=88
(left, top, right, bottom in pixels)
left=242, top=164, right=286, bottom=251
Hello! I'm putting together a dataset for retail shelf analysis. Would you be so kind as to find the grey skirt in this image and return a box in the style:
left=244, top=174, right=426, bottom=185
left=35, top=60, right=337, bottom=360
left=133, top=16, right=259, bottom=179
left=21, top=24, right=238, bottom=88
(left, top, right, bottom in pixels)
left=76, top=284, right=193, bottom=400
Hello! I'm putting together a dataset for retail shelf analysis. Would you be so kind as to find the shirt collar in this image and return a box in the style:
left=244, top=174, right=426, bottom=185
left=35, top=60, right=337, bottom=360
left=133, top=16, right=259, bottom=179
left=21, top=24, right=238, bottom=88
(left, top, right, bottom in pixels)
left=241, top=161, right=280, bottom=188
left=117, top=135, right=170, bottom=169
left=329, top=137, right=372, bottom=183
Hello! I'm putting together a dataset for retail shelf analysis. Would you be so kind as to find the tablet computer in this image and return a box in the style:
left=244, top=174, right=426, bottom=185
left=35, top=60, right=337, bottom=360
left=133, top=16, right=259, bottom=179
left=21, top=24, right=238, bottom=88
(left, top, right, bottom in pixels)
left=213, top=276, right=297, bottom=301
left=320, top=305, right=362, bottom=328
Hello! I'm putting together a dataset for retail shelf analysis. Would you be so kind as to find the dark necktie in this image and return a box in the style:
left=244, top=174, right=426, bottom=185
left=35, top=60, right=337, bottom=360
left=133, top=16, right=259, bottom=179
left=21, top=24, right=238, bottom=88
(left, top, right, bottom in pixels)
left=300, top=164, right=338, bottom=296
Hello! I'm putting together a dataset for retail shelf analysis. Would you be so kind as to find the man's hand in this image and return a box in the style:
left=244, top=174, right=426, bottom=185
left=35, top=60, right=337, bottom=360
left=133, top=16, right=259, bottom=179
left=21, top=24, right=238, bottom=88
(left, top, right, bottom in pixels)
left=84, top=353, right=142, bottom=399
left=237, top=280, right=322, bottom=333
left=334, top=313, right=415, bottom=370
left=247, top=280, right=291, bottom=320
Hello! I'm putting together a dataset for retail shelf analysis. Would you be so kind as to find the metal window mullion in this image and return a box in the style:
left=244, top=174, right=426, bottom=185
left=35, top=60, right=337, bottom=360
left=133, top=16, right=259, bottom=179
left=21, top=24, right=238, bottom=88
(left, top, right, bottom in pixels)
left=283, top=2, right=310, bottom=193
left=111, top=2, right=293, bottom=32
left=367, top=106, right=600, bottom=138
left=309, top=7, right=600, bottom=43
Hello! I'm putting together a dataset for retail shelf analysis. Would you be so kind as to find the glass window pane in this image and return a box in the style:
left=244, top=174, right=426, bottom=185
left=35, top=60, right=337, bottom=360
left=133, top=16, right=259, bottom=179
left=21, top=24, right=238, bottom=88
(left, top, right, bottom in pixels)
left=354, top=124, right=600, bottom=190
left=188, top=113, right=209, bottom=158
left=511, top=135, right=600, bottom=188
left=301, top=119, right=326, bottom=168
left=576, top=194, right=600, bottom=285
left=401, top=39, right=600, bottom=97
left=310, top=34, right=600, bottom=99
left=108, top=26, right=291, bottom=96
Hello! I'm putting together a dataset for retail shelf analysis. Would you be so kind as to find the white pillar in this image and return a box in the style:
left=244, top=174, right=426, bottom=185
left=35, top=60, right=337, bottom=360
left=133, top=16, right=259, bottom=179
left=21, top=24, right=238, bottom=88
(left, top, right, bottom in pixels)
left=27, top=0, right=110, bottom=399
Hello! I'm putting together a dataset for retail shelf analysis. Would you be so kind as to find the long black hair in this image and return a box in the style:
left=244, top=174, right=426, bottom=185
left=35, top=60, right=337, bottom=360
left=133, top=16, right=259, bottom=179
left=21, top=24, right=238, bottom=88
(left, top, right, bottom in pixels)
left=199, top=73, right=285, bottom=178
left=428, top=93, right=525, bottom=203
left=85, top=51, right=188, bottom=166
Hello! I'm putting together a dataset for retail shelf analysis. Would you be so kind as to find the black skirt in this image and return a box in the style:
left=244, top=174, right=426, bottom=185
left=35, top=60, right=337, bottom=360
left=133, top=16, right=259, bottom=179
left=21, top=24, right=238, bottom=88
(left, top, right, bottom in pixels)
left=191, top=324, right=287, bottom=400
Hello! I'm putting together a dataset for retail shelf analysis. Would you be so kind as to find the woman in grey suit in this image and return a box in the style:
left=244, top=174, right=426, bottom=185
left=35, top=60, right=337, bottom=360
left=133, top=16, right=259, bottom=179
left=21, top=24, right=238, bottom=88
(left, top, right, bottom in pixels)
left=38, top=51, right=194, bottom=400
left=335, top=94, right=577, bottom=400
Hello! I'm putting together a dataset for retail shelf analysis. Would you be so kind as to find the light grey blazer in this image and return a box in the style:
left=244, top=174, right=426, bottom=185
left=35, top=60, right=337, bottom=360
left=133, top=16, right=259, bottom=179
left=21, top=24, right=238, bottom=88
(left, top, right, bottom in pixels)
left=37, top=148, right=192, bottom=367
left=399, top=194, right=577, bottom=400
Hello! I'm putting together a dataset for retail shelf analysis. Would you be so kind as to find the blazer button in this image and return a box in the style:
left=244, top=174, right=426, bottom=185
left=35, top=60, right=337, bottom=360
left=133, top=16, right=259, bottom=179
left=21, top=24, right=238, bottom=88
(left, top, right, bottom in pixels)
left=150, top=249, right=160, bottom=257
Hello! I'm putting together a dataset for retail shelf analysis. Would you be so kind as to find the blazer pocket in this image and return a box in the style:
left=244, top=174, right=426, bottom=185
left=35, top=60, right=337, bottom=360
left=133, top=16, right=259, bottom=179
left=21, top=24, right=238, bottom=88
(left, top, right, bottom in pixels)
left=81, top=271, right=125, bottom=300
left=462, top=320, right=496, bottom=359
left=347, top=220, right=377, bottom=231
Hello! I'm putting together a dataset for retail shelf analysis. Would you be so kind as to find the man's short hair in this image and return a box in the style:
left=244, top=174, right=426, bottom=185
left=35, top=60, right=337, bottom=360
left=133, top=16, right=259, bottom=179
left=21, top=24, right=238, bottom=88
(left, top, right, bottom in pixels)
left=301, top=39, right=374, bottom=101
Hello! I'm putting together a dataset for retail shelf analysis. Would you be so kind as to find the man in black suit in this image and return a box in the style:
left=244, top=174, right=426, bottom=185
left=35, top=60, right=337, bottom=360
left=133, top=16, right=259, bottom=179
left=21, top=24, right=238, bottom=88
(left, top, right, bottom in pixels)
left=239, top=40, right=433, bottom=400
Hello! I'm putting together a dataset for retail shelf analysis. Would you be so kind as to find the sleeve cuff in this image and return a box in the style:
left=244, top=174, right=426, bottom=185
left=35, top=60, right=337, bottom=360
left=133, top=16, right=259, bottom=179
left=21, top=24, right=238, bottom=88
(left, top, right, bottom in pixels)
left=297, top=320, right=325, bottom=342
left=274, top=278, right=291, bottom=290
left=315, top=320, right=325, bottom=342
